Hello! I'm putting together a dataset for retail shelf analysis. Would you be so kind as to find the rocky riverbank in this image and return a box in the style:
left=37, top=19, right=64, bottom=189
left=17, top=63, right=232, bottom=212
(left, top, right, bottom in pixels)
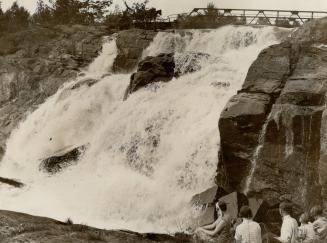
left=2, top=17, right=327, bottom=242
left=0, top=210, right=191, bottom=243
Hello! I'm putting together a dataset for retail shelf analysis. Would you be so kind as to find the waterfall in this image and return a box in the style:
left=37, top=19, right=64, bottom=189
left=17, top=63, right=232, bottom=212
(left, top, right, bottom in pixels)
left=0, top=26, right=290, bottom=233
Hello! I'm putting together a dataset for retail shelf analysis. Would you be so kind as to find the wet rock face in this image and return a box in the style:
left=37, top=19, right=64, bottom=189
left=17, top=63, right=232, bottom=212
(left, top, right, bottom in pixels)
left=218, top=18, right=327, bottom=210
left=113, top=29, right=157, bottom=73
left=124, top=53, right=175, bottom=99
left=218, top=43, right=292, bottom=192
left=40, top=145, right=87, bottom=174
left=0, top=25, right=106, bottom=158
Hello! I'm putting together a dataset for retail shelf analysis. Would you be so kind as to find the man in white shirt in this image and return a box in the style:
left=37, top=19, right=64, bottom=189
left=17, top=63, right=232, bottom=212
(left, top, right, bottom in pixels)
left=264, top=202, right=299, bottom=243
left=235, top=205, right=262, bottom=243
left=276, top=202, right=299, bottom=243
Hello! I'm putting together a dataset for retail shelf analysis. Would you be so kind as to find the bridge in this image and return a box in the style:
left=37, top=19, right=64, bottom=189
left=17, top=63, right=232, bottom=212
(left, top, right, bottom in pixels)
left=163, top=8, right=327, bottom=28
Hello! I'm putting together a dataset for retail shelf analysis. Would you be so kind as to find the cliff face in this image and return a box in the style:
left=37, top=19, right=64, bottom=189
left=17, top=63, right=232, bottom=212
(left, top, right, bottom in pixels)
left=0, top=25, right=107, bottom=160
left=218, top=18, right=327, bottom=209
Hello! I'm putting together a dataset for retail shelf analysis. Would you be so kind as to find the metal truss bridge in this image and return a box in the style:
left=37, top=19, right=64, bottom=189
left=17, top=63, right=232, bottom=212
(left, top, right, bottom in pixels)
left=165, top=8, right=327, bottom=27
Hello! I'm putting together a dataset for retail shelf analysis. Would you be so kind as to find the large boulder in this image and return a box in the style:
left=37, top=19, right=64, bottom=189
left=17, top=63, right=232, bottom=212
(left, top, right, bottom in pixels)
left=217, top=17, right=327, bottom=211
left=219, top=192, right=249, bottom=220
left=191, top=186, right=228, bottom=226
left=40, top=145, right=87, bottom=174
left=124, top=53, right=175, bottom=99
left=113, top=29, right=157, bottom=73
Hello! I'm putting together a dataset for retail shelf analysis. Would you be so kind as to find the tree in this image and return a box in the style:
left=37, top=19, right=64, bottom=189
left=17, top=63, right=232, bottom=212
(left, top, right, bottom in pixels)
left=0, top=1, right=3, bottom=15
left=48, top=0, right=112, bottom=25
left=82, top=0, right=113, bottom=23
left=275, top=17, right=291, bottom=28
left=4, top=1, right=30, bottom=32
left=122, top=0, right=162, bottom=29
left=49, top=0, right=83, bottom=24
left=257, top=16, right=271, bottom=25
left=205, top=2, right=219, bottom=20
left=32, top=0, right=53, bottom=25
left=0, top=1, right=4, bottom=32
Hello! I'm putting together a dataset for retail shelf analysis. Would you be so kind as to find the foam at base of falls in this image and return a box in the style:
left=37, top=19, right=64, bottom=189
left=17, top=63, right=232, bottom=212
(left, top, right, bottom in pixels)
left=0, top=26, right=290, bottom=233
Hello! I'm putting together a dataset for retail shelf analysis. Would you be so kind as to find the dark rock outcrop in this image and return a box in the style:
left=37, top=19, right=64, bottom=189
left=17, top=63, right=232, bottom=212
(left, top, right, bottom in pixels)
left=113, top=29, right=157, bottom=73
left=124, top=53, right=175, bottom=99
left=191, top=186, right=228, bottom=226
left=40, top=145, right=87, bottom=174
left=217, top=17, right=327, bottom=211
left=0, top=177, right=24, bottom=188
left=0, top=210, right=192, bottom=243
left=0, top=25, right=107, bottom=160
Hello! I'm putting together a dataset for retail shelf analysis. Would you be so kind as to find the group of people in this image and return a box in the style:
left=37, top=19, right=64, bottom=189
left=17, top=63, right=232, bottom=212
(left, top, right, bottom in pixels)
left=194, top=201, right=327, bottom=243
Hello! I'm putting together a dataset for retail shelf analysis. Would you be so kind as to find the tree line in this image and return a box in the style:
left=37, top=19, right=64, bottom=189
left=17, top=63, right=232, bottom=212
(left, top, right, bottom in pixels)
left=0, top=0, right=156, bottom=33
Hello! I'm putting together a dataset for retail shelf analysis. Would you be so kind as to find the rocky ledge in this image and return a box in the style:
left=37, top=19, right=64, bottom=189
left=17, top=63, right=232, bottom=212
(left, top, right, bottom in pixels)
left=0, top=25, right=108, bottom=161
left=0, top=210, right=192, bottom=243
left=217, top=17, right=327, bottom=211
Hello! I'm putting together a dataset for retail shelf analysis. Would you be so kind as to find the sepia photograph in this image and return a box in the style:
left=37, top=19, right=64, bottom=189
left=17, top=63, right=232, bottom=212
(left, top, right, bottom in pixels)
left=0, top=0, right=326, bottom=242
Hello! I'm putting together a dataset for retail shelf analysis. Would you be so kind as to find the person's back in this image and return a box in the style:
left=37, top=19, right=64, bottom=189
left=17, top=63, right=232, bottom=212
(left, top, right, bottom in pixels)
left=235, top=219, right=262, bottom=243
left=235, top=206, right=262, bottom=243
left=280, top=214, right=298, bottom=243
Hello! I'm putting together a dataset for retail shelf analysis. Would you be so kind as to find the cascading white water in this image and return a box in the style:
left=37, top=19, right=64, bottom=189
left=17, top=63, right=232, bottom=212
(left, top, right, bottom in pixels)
left=0, top=26, right=290, bottom=233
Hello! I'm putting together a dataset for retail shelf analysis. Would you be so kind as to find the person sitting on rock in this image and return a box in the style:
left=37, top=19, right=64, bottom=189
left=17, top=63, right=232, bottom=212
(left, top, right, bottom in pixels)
left=263, top=202, right=298, bottom=243
left=310, top=205, right=327, bottom=242
left=298, top=212, right=316, bottom=243
left=235, top=205, right=262, bottom=243
left=194, top=200, right=233, bottom=243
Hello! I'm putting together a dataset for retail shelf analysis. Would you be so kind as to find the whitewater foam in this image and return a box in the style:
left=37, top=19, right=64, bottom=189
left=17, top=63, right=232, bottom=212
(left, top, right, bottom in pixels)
left=0, top=26, right=290, bottom=233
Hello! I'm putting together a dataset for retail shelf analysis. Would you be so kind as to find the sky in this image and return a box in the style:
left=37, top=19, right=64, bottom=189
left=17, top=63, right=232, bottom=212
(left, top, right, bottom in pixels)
left=1, top=0, right=327, bottom=16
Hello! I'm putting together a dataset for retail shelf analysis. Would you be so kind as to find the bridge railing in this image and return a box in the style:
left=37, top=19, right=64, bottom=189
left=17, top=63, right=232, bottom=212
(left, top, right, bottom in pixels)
left=187, top=8, right=327, bottom=26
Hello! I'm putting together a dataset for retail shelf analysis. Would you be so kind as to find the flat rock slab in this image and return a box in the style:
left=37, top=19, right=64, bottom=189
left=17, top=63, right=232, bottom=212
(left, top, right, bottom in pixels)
left=0, top=210, right=193, bottom=243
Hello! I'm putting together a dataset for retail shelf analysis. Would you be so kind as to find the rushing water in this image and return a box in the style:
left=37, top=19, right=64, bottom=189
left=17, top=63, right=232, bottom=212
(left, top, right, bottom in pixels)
left=0, top=26, right=290, bottom=233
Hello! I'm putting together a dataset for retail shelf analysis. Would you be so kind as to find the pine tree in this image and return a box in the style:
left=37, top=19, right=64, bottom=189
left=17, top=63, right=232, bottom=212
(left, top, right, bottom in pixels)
left=4, top=1, right=30, bottom=32
left=33, top=0, right=53, bottom=25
